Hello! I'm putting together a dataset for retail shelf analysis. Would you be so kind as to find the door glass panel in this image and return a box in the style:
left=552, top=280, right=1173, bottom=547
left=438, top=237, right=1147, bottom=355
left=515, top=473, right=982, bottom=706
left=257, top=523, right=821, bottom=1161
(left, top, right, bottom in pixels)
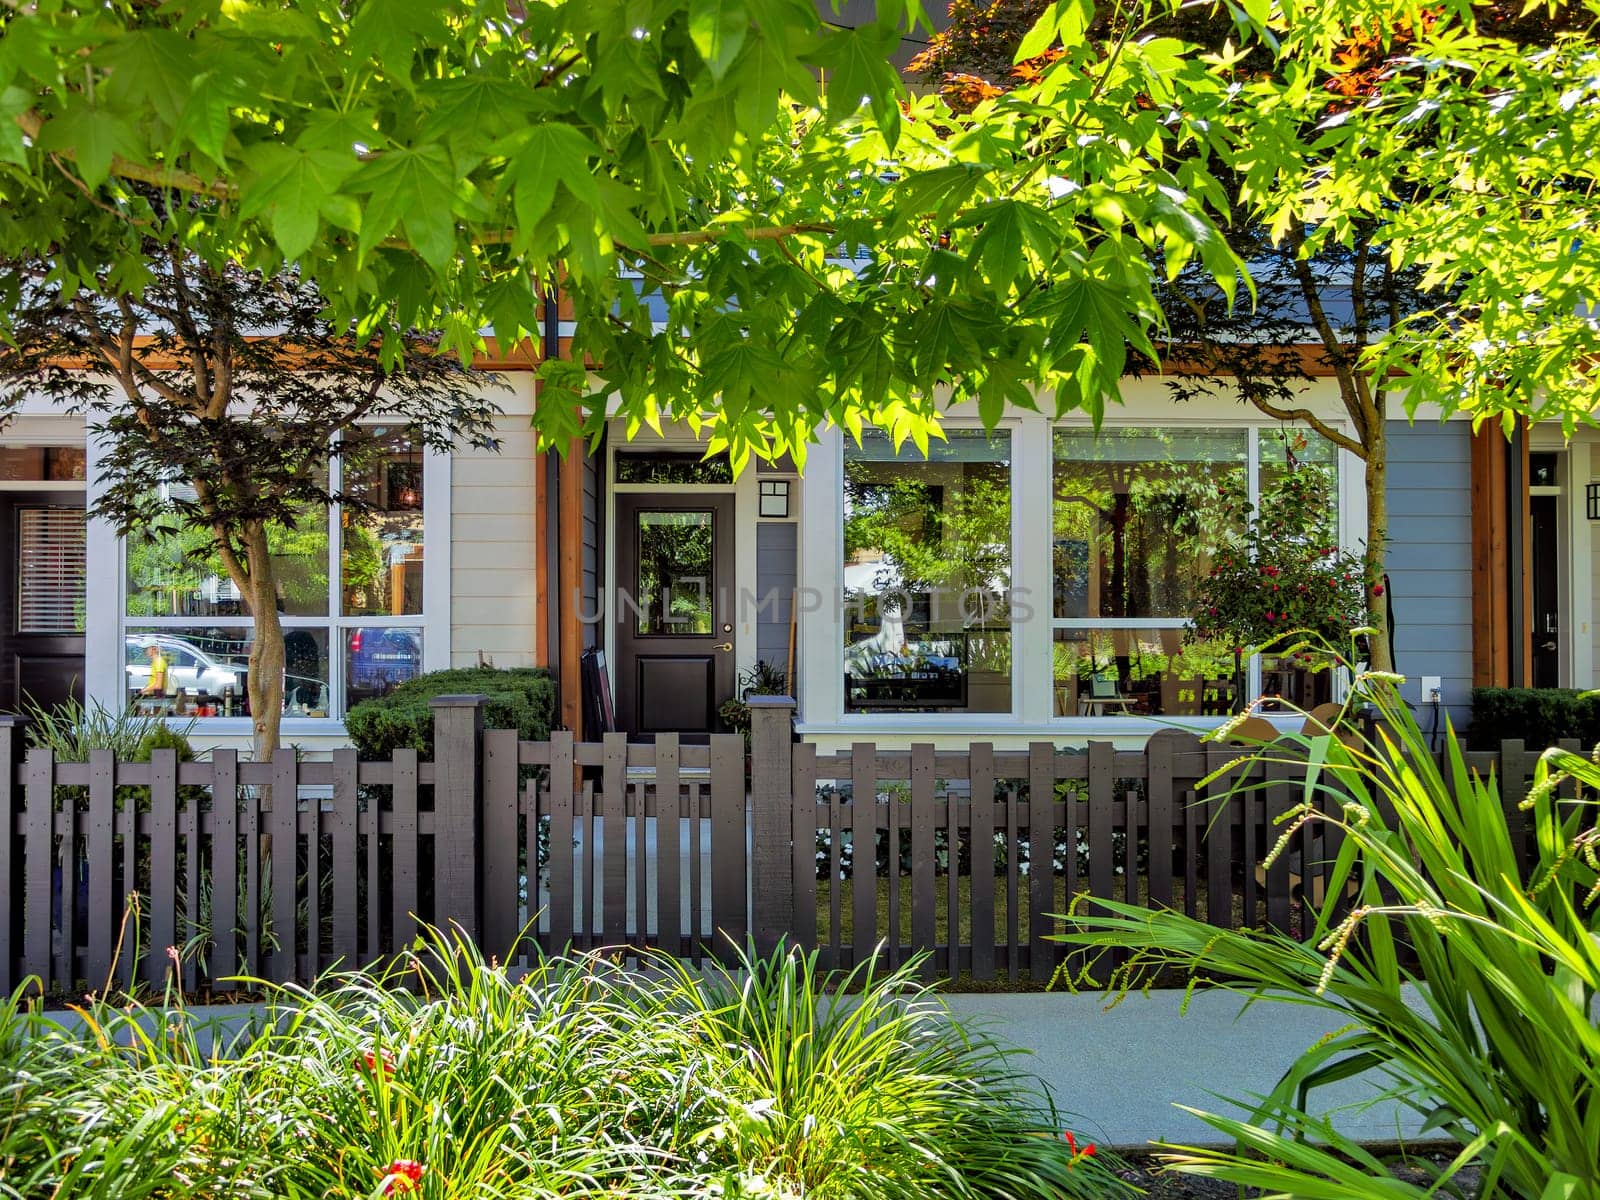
left=17, top=507, right=86, bottom=633
left=635, top=511, right=714, bottom=635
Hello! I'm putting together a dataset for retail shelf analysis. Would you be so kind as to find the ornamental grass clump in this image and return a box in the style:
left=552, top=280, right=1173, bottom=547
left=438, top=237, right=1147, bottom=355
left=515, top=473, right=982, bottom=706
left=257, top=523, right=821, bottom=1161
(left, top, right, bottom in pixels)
left=1056, top=663, right=1600, bottom=1199
left=0, top=929, right=1119, bottom=1199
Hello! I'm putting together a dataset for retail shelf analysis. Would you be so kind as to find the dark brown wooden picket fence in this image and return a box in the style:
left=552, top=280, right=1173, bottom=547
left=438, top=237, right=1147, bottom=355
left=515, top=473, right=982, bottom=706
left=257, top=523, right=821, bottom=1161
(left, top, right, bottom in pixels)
left=0, top=696, right=1547, bottom=996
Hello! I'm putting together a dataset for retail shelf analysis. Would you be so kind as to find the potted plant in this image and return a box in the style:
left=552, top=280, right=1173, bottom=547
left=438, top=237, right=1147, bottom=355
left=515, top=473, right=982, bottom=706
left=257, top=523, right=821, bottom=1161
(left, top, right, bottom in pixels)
left=719, top=660, right=790, bottom=739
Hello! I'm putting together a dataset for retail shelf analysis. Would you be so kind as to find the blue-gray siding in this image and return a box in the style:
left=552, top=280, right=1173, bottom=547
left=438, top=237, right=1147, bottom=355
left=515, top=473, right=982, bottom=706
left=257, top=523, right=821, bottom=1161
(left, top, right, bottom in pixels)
left=1384, top=420, right=1473, bottom=728
left=755, top=521, right=798, bottom=684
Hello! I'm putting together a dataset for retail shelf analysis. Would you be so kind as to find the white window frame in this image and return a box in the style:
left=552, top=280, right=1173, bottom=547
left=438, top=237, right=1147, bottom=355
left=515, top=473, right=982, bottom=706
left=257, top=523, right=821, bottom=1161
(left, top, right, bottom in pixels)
left=797, top=410, right=1361, bottom=737
left=114, top=431, right=450, bottom=734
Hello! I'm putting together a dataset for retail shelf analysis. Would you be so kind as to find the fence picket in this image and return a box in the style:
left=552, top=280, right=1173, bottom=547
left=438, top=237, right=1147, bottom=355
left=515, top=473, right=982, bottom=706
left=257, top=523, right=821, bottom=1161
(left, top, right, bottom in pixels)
left=1005, top=784, right=1021, bottom=981
left=1146, top=734, right=1174, bottom=912
left=655, top=735, right=680, bottom=957
left=792, top=742, right=818, bottom=957
left=243, top=776, right=260, bottom=982
left=212, top=753, right=238, bottom=984
left=945, top=790, right=960, bottom=983
left=1204, top=745, right=1235, bottom=930
left=86, top=750, right=115, bottom=990
left=969, top=744, right=995, bottom=982
left=305, top=764, right=322, bottom=977
left=331, top=749, right=359, bottom=969
left=147, top=749, right=177, bottom=993
left=1085, top=742, right=1115, bottom=975
left=546, top=732, right=574, bottom=953
left=601, top=734, right=628, bottom=948
left=910, top=744, right=936, bottom=979
left=826, top=785, right=842, bottom=969
left=269, top=752, right=297, bottom=983
left=1264, top=757, right=1293, bottom=935
left=482, top=729, right=520, bottom=958
left=851, top=744, right=876, bottom=971
left=392, top=750, right=419, bottom=954
left=1028, top=742, right=1056, bottom=983
left=22, top=748, right=52, bottom=988
left=709, top=734, right=745, bottom=960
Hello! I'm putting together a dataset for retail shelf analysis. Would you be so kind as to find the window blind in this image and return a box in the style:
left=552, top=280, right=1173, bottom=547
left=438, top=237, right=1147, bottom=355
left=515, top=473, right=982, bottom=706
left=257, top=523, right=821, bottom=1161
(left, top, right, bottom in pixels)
left=17, top=507, right=86, bottom=633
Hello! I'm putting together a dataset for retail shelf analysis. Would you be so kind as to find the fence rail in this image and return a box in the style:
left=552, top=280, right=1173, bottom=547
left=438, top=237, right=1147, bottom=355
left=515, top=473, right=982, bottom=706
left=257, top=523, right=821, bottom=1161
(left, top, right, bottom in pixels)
left=0, top=697, right=1548, bottom=996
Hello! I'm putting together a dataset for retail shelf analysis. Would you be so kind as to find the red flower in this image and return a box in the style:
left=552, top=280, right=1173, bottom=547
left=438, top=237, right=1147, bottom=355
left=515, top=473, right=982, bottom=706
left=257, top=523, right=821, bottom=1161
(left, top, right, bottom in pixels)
left=1062, top=1130, right=1099, bottom=1163
left=359, top=1049, right=396, bottom=1080
left=381, top=1161, right=424, bottom=1195
left=1373, top=584, right=1385, bottom=596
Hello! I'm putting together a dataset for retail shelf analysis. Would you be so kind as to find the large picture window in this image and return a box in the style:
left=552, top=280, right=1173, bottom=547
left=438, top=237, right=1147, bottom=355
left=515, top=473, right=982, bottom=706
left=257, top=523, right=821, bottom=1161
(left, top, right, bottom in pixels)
left=842, top=430, right=1012, bottom=713
left=123, top=427, right=428, bottom=721
left=1051, top=426, right=1340, bottom=719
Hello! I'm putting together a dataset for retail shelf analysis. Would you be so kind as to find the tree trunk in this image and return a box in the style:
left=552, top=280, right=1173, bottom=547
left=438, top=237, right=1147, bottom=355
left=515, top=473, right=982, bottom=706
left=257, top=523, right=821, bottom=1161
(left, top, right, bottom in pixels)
left=1363, top=422, right=1393, bottom=673
left=240, top=521, right=285, bottom=762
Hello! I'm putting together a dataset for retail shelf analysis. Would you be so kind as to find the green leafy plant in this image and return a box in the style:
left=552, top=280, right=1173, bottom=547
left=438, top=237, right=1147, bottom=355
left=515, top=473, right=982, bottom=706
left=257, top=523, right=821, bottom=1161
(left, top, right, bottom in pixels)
left=1054, top=666, right=1600, bottom=1199
left=343, top=666, right=554, bottom=758
left=1468, top=686, right=1600, bottom=749
left=0, top=925, right=1121, bottom=1199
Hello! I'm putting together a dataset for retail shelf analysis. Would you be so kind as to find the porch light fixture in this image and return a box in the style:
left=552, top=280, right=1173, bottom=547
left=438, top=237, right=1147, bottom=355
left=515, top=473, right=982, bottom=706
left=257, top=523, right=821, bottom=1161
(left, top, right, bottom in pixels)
left=1588, top=483, right=1600, bottom=520
left=759, top=479, right=791, bottom=518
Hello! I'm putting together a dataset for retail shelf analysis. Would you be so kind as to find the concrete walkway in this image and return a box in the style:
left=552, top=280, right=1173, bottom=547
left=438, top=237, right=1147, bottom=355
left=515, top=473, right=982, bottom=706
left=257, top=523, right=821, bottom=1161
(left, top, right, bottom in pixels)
left=35, top=986, right=1425, bottom=1151
left=943, top=987, right=1427, bottom=1149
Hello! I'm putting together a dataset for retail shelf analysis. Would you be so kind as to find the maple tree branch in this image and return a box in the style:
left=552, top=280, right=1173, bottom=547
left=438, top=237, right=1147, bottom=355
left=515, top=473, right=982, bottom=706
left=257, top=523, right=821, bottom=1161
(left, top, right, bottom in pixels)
left=19, top=110, right=841, bottom=253
left=1244, top=395, right=1367, bottom=458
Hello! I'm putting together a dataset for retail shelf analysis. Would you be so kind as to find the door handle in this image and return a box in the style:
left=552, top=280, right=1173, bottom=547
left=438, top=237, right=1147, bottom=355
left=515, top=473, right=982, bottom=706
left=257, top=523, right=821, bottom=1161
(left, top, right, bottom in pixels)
left=716, top=642, right=733, bottom=652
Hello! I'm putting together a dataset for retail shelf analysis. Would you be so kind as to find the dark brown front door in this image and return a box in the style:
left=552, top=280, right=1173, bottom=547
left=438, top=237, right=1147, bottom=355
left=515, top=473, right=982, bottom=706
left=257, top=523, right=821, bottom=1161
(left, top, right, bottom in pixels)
left=614, top=493, right=735, bottom=737
left=0, top=493, right=88, bottom=713
left=1531, top=493, right=1560, bottom=688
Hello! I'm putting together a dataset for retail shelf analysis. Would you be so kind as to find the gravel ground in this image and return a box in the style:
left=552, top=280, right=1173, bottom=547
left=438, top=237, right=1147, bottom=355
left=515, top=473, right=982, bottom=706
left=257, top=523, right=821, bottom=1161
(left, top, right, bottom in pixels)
left=1113, top=1150, right=1481, bottom=1198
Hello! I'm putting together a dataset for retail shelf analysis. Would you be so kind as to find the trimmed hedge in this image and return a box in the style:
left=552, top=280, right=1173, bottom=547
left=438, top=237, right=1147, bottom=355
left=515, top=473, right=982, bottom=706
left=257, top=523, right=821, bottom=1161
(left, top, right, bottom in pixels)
left=344, top=666, right=556, bottom=758
left=1468, top=687, right=1600, bottom=749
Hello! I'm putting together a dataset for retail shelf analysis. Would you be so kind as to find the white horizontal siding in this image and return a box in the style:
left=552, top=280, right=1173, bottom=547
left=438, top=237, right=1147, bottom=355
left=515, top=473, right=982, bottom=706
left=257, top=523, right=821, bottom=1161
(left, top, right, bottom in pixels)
left=450, top=419, right=539, bottom=668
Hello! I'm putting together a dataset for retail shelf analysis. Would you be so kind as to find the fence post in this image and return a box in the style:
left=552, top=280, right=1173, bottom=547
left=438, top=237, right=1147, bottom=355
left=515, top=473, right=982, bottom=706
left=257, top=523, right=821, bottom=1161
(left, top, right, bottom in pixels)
left=431, top=694, right=488, bottom=947
left=0, top=716, right=26, bottom=994
left=748, top=696, right=797, bottom=955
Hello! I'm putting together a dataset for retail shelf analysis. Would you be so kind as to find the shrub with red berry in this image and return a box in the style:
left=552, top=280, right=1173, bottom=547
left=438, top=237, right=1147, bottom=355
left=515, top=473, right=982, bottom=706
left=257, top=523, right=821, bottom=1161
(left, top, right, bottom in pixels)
left=1188, top=456, right=1367, bottom=653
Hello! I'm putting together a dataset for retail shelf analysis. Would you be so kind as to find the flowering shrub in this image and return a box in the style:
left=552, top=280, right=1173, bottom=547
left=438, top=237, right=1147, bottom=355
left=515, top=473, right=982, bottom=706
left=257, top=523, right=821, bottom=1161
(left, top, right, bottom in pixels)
left=0, top=930, right=1125, bottom=1199
left=1188, top=445, right=1368, bottom=652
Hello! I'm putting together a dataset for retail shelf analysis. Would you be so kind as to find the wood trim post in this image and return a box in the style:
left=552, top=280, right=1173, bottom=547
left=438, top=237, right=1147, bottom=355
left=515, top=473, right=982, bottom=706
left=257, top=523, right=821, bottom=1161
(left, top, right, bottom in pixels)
left=0, top=716, right=26, bottom=994
left=1471, top=427, right=1512, bottom=688
left=430, top=694, right=487, bottom=945
left=559, top=439, right=584, bottom=734
left=748, top=695, right=796, bottom=954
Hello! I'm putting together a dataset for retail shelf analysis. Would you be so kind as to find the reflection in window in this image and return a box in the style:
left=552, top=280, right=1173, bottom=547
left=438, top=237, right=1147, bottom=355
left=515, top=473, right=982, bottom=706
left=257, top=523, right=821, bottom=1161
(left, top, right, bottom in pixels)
left=842, top=430, right=1012, bottom=713
left=1052, top=628, right=1239, bottom=717
left=124, top=627, right=331, bottom=718
left=1053, top=429, right=1247, bottom=620
left=126, top=487, right=328, bottom=618
left=342, top=427, right=424, bottom=617
left=635, top=511, right=714, bottom=635
left=616, top=452, right=734, bottom=485
left=345, top=627, right=423, bottom=708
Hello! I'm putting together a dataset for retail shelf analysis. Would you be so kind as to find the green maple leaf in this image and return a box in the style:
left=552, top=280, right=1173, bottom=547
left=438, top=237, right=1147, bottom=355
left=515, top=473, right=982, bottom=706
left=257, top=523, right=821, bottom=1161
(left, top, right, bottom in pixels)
left=506, top=124, right=602, bottom=235
left=354, top=145, right=461, bottom=268
left=240, top=143, right=361, bottom=261
left=95, top=29, right=198, bottom=127
left=808, top=24, right=903, bottom=148
left=37, top=105, right=142, bottom=191
left=689, top=0, right=749, bottom=80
